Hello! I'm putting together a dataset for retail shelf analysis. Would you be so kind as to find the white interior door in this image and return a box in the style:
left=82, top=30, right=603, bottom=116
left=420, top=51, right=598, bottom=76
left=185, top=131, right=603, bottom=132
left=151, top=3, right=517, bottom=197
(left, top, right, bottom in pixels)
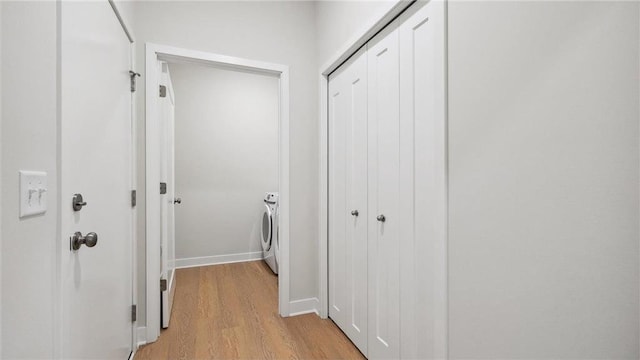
left=367, top=23, right=401, bottom=360
left=328, top=47, right=369, bottom=356
left=160, top=63, right=177, bottom=328
left=60, top=1, right=133, bottom=358
left=398, top=2, right=448, bottom=359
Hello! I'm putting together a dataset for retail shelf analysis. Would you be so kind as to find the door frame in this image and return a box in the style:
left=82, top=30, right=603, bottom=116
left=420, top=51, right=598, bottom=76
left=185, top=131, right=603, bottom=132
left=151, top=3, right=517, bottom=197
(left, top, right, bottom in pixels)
left=144, top=43, right=291, bottom=342
left=105, top=1, right=138, bottom=354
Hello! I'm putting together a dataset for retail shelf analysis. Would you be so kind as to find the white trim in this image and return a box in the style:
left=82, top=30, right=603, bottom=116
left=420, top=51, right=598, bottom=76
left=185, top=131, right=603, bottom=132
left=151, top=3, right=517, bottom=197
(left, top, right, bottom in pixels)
left=442, top=2, right=450, bottom=356
left=145, top=44, right=161, bottom=342
left=317, top=0, right=412, bottom=322
left=54, top=2, right=63, bottom=357
left=175, top=252, right=264, bottom=269
left=107, top=0, right=134, bottom=43
left=278, top=66, right=291, bottom=318
left=319, top=0, right=411, bottom=76
left=136, top=327, right=147, bottom=347
left=128, top=35, right=138, bottom=357
left=318, top=75, right=329, bottom=319
left=146, top=43, right=292, bottom=343
left=106, top=0, right=138, bottom=352
left=288, top=298, right=320, bottom=317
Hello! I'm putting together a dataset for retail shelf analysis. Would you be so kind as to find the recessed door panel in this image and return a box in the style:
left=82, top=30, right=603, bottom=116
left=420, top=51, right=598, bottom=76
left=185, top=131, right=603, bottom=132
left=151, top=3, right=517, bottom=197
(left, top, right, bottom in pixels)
left=346, top=51, right=368, bottom=354
left=329, top=48, right=369, bottom=356
left=329, top=70, right=348, bottom=328
left=367, top=24, right=401, bottom=360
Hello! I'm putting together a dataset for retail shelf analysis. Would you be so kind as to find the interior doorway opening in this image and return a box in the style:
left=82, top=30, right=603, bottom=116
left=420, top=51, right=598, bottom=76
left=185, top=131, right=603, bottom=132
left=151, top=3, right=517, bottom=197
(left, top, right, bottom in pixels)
left=144, top=44, right=291, bottom=343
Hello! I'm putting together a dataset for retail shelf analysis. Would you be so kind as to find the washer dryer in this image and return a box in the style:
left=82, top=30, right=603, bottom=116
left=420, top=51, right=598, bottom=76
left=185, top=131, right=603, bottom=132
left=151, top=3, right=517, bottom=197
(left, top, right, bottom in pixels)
left=261, top=192, right=279, bottom=274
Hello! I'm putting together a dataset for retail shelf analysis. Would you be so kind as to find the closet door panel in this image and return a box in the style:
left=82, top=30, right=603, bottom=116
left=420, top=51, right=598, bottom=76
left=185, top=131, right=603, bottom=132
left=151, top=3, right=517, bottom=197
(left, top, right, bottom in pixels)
left=329, top=48, right=369, bottom=355
left=329, top=73, right=348, bottom=328
left=345, top=50, right=369, bottom=355
left=399, top=2, right=448, bottom=359
left=367, top=24, right=401, bottom=360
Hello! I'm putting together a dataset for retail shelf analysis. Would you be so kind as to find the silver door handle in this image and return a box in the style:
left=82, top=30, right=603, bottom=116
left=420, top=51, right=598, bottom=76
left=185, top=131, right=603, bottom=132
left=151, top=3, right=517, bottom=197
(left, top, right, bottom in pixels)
left=351, top=210, right=359, bottom=216
left=174, top=198, right=182, bottom=204
left=70, top=231, right=98, bottom=251
left=376, top=214, right=386, bottom=222
left=72, top=193, right=87, bottom=211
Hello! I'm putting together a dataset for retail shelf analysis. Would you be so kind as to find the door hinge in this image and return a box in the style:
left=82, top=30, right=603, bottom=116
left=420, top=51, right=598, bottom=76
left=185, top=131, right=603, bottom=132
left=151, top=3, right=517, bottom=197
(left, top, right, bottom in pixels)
left=159, top=85, right=167, bottom=98
left=131, top=190, right=137, bottom=207
left=129, top=71, right=141, bottom=92
left=160, top=182, right=167, bottom=195
left=160, top=278, right=167, bottom=292
left=131, top=304, right=137, bottom=322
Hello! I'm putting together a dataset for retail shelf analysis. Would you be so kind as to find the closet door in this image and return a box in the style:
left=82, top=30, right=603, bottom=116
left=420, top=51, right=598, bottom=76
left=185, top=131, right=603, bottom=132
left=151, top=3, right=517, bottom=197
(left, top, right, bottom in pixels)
left=328, top=48, right=369, bottom=355
left=398, top=1, right=448, bottom=359
left=367, top=24, right=401, bottom=360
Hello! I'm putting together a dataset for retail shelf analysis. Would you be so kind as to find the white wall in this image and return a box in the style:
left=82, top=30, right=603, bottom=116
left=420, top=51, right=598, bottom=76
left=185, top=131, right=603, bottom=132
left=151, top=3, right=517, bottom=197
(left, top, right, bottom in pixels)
left=0, top=2, right=3, bottom=355
left=314, top=0, right=400, bottom=66
left=132, top=1, right=318, bottom=325
left=448, top=1, right=639, bottom=358
left=169, top=63, right=279, bottom=260
left=1, top=2, right=58, bottom=358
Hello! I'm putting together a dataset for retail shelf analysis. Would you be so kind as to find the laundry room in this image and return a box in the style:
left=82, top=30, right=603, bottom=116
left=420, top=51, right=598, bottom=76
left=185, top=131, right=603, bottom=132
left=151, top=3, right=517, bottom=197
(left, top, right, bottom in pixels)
left=170, top=62, right=279, bottom=269
left=153, top=57, right=282, bottom=326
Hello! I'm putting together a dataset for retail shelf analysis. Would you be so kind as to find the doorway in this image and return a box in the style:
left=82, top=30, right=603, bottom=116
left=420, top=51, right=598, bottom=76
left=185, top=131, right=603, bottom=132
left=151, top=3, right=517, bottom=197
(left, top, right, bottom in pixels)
left=144, top=44, right=291, bottom=343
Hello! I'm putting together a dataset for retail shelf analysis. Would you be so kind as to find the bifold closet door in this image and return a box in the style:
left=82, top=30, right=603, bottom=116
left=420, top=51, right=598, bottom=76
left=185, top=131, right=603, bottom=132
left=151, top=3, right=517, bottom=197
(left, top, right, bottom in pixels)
left=328, top=48, right=368, bottom=355
left=328, top=1, right=447, bottom=358
left=367, top=23, right=401, bottom=360
left=397, top=1, right=448, bottom=359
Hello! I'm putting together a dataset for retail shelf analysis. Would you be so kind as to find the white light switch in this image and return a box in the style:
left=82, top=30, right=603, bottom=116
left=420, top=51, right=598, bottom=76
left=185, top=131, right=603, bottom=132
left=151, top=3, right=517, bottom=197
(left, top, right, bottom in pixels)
left=19, top=170, right=47, bottom=218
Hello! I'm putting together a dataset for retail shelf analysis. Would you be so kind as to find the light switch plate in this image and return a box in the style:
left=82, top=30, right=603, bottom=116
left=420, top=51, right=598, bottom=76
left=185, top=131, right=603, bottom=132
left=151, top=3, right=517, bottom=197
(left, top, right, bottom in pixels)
left=19, top=170, right=47, bottom=218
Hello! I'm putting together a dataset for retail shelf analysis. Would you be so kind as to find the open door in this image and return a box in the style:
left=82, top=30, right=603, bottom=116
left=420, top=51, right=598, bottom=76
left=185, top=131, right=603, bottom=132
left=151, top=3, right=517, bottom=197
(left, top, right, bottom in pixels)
left=159, top=62, right=177, bottom=328
left=60, top=1, right=133, bottom=358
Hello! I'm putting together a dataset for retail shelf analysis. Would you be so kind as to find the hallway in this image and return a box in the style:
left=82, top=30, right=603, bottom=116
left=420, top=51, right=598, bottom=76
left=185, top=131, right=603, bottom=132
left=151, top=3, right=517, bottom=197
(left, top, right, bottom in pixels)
left=135, top=261, right=364, bottom=359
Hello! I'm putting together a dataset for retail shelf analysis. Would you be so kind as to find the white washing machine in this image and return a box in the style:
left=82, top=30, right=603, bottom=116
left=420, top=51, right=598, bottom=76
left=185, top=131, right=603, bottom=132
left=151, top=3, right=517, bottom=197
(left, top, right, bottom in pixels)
left=261, top=192, right=279, bottom=274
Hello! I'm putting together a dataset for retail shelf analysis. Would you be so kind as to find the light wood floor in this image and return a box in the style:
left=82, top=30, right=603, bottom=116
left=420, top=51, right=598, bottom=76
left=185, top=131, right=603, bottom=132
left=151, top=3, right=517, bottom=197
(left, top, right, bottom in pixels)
left=135, top=261, right=364, bottom=360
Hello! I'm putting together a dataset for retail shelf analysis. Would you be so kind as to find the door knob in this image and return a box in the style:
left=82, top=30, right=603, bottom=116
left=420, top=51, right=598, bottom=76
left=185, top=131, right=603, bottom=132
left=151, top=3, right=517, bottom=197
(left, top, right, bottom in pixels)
left=174, top=198, right=182, bottom=204
left=376, top=214, right=386, bottom=222
left=70, top=231, right=98, bottom=251
left=351, top=210, right=359, bottom=216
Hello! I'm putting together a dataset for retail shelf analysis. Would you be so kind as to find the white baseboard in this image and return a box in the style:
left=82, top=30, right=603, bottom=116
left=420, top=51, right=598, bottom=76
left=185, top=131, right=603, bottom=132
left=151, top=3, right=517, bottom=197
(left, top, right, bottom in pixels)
left=175, top=251, right=263, bottom=269
left=288, top=297, right=320, bottom=316
left=136, top=326, right=147, bottom=347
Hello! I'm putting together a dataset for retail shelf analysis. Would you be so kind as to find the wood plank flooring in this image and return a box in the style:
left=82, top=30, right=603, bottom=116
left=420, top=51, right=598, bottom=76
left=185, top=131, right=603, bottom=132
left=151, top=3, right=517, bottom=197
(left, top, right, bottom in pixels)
left=135, top=261, right=364, bottom=360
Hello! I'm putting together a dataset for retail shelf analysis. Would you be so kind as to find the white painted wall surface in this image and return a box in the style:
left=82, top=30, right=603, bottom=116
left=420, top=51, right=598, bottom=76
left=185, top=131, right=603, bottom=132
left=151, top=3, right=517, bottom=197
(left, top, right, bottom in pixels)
left=1, top=2, right=58, bottom=358
left=314, top=0, right=400, bottom=66
left=0, top=3, right=3, bottom=355
left=448, top=2, right=640, bottom=358
left=132, top=1, right=318, bottom=325
left=169, top=63, right=279, bottom=260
